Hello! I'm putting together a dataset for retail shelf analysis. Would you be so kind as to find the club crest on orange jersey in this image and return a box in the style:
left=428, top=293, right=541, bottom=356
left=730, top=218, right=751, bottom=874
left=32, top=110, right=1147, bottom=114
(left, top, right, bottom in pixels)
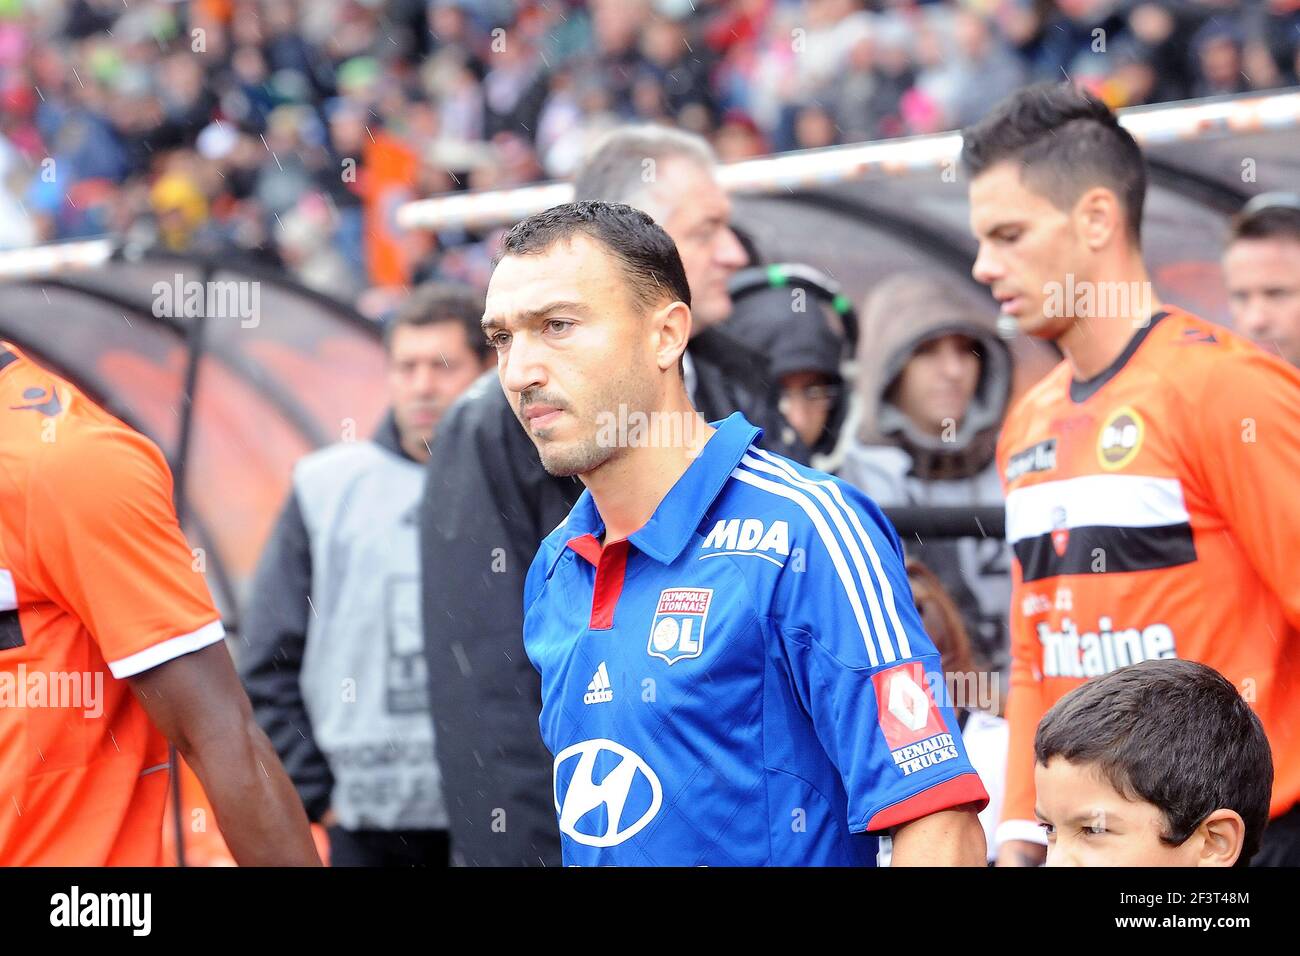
left=1098, top=406, right=1144, bottom=470
left=1051, top=506, right=1070, bottom=557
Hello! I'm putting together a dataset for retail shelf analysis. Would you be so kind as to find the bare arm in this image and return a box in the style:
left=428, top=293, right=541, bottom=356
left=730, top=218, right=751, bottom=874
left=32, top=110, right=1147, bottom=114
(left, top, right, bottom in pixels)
left=891, top=806, right=987, bottom=866
left=130, top=642, right=321, bottom=866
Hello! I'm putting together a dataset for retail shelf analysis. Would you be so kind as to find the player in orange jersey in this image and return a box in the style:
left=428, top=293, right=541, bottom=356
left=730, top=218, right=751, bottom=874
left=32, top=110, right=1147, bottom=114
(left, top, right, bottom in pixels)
left=961, top=83, right=1300, bottom=866
left=0, top=343, right=319, bottom=865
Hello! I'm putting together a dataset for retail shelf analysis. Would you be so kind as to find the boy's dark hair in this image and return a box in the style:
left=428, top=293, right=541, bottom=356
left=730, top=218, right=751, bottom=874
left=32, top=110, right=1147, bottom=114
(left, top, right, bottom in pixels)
left=1035, top=659, right=1273, bottom=866
left=386, top=282, right=489, bottom=360
left=499, top=200, right=692, bottom=316
left=961, top=82, right=1147, bottom=243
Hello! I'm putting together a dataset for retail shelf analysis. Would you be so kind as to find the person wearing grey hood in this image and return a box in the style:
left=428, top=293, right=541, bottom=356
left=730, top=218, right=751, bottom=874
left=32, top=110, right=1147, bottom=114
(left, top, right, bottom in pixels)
left=839, top=272, right=1014, bottom=680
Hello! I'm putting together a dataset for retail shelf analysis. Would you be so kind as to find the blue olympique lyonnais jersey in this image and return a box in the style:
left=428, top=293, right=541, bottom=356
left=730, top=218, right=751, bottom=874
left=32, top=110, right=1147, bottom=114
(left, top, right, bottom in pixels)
left=523, top=413, right=989, bottom=866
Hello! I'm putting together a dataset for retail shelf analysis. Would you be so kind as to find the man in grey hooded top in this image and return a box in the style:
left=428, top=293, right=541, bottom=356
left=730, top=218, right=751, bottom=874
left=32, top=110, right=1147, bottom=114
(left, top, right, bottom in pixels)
left=839, top=272, right=1014, bottom=678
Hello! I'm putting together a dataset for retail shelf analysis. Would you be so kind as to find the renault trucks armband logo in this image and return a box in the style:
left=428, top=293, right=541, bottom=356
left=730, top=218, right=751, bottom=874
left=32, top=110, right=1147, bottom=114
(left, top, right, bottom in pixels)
left=648, top=587, right=712, bottom=665
left=871, top=662, right=959, bottom=777
left=553, top=739, right=663, bottom=847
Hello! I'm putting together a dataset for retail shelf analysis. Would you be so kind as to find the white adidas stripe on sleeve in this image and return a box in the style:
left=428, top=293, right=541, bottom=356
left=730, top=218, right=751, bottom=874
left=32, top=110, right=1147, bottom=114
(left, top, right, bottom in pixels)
left=731, top=465, right=886, bottom=666
left=749, top=447, right=914, bottom=660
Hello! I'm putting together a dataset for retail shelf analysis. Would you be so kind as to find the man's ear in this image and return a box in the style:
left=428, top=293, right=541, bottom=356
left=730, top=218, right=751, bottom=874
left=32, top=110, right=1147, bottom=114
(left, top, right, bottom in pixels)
left=651, top=299, right=692, bottom=374
left=1074, top=187, right=1124, bottom=252
left=1194, top=809, right=1246, bottom=867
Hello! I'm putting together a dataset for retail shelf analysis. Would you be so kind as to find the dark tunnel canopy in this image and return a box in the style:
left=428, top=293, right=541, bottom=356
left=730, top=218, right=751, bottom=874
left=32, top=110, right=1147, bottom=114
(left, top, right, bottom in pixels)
left=0, top=251, right=388, bottom=629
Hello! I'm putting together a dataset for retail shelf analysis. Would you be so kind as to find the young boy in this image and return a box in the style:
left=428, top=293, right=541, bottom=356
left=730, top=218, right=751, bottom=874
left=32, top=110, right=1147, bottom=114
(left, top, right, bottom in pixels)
left=1033, top=659, right=1272, bottom=866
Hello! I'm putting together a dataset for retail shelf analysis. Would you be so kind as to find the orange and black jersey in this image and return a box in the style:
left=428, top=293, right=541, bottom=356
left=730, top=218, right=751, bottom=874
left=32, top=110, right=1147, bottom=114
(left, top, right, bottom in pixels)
left=996, top=308, right=1300, bottom=847
left=0, top=344, right=224, bottom=865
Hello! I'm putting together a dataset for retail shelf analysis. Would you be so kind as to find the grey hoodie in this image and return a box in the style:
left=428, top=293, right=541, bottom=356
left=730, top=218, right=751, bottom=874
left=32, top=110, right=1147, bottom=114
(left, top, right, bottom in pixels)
left=838, top=273, right=1013, bottom=674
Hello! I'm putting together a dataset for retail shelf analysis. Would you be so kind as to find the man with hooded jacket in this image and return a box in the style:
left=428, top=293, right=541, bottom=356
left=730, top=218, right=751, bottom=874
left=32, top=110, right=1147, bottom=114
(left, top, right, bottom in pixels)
left=839, top=272, right=1014, bottom=678
left=722, top=279, right=851, bottom=471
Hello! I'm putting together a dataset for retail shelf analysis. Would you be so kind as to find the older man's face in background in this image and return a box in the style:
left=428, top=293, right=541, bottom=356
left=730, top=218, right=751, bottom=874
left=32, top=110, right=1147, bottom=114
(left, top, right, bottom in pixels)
left=1223, top=235, right=1300, bottom=368
left=651, top=156, right=748, bottom=332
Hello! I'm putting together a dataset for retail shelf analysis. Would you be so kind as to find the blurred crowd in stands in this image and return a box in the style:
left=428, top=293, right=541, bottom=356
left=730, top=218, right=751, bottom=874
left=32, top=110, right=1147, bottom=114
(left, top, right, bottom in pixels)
left=1, top=0, right=1298, bottom=315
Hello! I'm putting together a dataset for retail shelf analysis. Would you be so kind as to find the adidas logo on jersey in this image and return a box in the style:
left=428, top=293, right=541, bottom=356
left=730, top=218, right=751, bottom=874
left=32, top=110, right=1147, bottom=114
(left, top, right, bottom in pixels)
left=584, top=662, right=613, bottom=705
left=699, top=518, right=790, bottom=559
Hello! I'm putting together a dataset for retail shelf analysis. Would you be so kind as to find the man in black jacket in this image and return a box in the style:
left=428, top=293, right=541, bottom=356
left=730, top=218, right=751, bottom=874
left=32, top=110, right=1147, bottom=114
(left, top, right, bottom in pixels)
left=420, top=125, right=806, bottom=866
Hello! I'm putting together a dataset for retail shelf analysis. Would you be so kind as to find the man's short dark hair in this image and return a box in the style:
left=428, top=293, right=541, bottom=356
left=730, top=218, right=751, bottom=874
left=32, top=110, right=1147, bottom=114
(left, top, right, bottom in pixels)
left=386, top=282, right=489, bottom=360
left=1230, top=195, right=1300, bottom=245
left=961, top=82, right=1147, bottom=243
left=1035, top=659, right=1273, bottom=866
left=499, top=200, right=692, bottom=315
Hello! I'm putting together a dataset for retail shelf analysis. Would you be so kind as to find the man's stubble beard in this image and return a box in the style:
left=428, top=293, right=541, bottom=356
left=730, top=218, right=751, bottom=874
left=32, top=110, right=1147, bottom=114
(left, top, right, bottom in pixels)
left=533, top=359, right=659, bottom=479
left=536, top=420, right=616, bottom=477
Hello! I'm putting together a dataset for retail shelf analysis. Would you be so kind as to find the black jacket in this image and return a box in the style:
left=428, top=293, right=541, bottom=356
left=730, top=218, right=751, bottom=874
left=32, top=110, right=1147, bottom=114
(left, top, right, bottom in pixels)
left=419, top=330, right=805, bottom=866
left=689, top=326, right=810, bottom=460
left=239, top=486, right=335, bottom=822
left=721, top=287, right=849, bottom=461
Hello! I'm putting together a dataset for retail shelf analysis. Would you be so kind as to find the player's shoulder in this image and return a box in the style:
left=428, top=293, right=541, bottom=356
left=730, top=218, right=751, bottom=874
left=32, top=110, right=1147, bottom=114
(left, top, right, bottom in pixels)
left=1149, top=308, right=1237, bottom=363
left=524, top=503, right=582, bottom=604
left=0, top=351, right=163, bottom=514
left=720, top=444, right=894, bottom=546
left=0, top=351, right=108, bottom=441
left=538, top=509, right=574, bottom=553
left=32, top=396, right=166, bottom=490
left=533, top=494, right=586, bottom=567
left=1149, top=307, right=1300, bottom=397
left=19, top=422, right=171, bottom=543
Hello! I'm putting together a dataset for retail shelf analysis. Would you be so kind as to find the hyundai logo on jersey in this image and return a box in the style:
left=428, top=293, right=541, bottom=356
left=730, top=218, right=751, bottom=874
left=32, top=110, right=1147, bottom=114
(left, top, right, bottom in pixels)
left=553, top=739, right=663, bottom=848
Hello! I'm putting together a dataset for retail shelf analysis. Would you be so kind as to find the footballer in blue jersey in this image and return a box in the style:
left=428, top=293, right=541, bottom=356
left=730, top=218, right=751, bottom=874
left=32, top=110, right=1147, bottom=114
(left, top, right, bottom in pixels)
left=484, top=200, right=989, bottom=866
